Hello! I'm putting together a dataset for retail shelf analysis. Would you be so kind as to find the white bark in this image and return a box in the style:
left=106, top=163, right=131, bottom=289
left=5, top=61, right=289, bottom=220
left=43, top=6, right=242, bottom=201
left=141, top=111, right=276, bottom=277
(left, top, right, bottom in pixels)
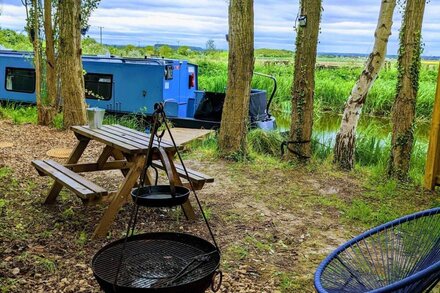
left=334, top=0, right=396, bottom=170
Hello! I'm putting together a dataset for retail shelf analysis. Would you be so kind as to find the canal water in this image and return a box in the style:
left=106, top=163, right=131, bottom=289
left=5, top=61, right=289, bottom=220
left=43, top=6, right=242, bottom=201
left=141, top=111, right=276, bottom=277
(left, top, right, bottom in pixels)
left=275, top=112, right=430, bottom=150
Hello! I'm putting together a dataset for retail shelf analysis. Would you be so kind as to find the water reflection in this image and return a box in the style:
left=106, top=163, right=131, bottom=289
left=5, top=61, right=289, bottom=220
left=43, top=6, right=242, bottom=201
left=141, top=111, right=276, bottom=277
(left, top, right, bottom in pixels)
left=275, top=112, right=431, bottom=147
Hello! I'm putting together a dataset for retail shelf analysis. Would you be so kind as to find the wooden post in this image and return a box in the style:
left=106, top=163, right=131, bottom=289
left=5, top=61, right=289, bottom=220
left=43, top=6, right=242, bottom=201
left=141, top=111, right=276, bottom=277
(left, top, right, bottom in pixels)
left=424, top=64, right=440, bottom=190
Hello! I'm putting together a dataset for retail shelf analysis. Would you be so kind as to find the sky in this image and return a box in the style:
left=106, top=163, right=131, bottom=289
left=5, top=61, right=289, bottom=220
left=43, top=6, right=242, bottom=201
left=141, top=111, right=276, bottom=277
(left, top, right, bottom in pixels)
left=1, top=0, right=439, bottom=56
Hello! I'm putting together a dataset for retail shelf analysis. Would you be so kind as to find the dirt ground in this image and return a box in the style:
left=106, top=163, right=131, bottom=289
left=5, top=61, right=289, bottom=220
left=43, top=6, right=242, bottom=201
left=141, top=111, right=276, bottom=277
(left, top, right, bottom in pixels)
left=0, top=119, right=438, bottom=293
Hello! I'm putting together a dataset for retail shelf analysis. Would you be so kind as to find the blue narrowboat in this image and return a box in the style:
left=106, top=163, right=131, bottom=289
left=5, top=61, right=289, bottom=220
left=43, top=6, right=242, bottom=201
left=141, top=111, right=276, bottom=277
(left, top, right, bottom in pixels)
left=0, top=49, right=275, bottom=129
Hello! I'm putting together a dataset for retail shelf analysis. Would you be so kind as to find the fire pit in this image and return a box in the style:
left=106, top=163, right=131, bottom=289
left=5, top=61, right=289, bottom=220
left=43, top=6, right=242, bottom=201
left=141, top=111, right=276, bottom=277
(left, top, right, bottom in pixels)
left=91, top=103, right=222, bottom=293
left=92, top=233, right=221, bottom=292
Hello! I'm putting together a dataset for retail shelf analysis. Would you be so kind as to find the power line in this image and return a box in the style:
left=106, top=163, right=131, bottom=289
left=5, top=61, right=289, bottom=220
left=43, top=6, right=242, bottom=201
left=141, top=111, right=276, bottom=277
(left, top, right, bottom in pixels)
left=98, top=26, right=104, bottom=45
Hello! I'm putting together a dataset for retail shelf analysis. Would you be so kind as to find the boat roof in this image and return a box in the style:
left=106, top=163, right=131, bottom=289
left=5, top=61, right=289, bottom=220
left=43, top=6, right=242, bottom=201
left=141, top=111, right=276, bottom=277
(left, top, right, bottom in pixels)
left=0, top=49, right=193, bottom=66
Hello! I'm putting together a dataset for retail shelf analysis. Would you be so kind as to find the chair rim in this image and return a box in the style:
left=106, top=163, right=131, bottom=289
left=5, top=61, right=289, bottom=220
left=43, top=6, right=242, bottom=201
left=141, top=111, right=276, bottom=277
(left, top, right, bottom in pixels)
left=314, top=207, right=440, bottom=293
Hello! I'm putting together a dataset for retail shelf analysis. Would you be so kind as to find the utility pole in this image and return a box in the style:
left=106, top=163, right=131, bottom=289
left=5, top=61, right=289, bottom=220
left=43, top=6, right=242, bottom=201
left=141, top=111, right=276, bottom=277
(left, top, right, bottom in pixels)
left=98, top=26, right=103, bottom=45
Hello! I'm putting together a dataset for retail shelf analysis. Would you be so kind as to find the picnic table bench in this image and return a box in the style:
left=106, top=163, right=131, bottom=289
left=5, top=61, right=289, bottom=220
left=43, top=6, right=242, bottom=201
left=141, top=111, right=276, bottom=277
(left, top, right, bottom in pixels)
left=32, top=124, right=214, bottom=239
left=32, top=159, right=108, bottom=200
left=151, top=160, right=214, bottom=190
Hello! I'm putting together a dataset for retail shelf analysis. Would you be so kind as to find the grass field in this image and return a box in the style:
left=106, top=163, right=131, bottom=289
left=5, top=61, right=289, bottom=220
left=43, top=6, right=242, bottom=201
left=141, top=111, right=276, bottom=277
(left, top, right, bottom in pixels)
left=194, top=56, right=438, bottom=120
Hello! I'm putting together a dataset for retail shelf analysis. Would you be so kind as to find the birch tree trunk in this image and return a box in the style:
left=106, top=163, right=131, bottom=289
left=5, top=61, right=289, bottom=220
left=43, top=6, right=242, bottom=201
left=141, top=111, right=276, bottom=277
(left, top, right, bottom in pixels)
left=41, top=0, right=58, bottom=125
left=59, top=0, right=87, bottom=128
left=287, top=0, right=321, bottom=161
left=218, top=0, right=254, bottom=157
left=388, top=0, right=426, bottom=180
left=333, top=0, right=396, bottom=170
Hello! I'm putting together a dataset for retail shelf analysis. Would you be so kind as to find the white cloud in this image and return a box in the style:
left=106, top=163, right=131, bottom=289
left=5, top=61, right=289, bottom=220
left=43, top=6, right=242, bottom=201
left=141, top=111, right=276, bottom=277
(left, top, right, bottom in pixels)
left=0, top=0, right=439, bottom=55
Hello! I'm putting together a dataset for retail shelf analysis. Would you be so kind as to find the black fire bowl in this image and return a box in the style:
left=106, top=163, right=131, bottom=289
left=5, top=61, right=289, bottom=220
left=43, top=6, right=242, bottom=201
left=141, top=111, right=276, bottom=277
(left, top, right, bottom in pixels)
left=92, top=232, right=221, bottom=293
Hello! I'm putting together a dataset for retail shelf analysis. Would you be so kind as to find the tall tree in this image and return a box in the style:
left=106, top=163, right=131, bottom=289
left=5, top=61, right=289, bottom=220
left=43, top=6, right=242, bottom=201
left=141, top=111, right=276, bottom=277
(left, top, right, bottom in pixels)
left=206, top=39, right=216, bottom=53
left=23, top=0, right=45, bottom=124
left=58, top=0, right=87, bottom=128
left=333, top=0, right=396, bottom=170
left=286, top=0, right=321, bottom=161
left=23, top=0, right=100, bottom=127
left=218, top=0, right=254, bottom=157
left=42, top=0, right=58, bottom=125
left=388, top=0, right=426, bottom=180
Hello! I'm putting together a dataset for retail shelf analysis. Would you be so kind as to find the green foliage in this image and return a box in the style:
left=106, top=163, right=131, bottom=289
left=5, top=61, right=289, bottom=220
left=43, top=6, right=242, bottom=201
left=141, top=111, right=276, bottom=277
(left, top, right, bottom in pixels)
left=0, top=28, right=436, bottom=122
left=196, top=58, right=437, bottom=120
left=0, top=104, right=38, bottom=125
left=0, top=167, right=12, bottom=178
left=103, top=114, right=143, bottom=131
left=247, top=129, right=283, bottom=156
left=255, top=48, right=293, bottom=58
left=177, top=46, right=191, bottom=56
left=205, top=39, right=216, bottom=52
left=159, top=45, right=173, bottom=58
left=82, top=36, right=107, bottom=55
left=53, top=112, right=64, bottom=129
left=77, top=231, right=88, bottom=246
left=62, top=207, right=75, bottom=220
left=124, top=44, right=141, bottom=57
left=0, top=29, right=32, bottom=51
left=0, top=278, right=18, bottom=293
left=33, top=255, right=57, bottom=273
left=144, top=45, right=156, bottom=56
left=80, top=0, right=101, bottom=30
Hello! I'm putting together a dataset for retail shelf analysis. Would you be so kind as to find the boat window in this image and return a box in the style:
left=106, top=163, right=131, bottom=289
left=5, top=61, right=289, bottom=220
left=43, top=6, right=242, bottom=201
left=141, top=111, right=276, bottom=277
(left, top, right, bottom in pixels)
left=85, top=73, right=113, bottom=100
left=5, top=67, right=36, bottom=93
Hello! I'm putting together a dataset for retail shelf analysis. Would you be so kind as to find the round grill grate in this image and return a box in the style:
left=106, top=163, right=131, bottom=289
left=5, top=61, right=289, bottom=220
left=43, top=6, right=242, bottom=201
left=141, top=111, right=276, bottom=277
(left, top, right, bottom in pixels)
left=93, top=235, right=219, bottom=290
left=124, top=252, right=187, bottom=279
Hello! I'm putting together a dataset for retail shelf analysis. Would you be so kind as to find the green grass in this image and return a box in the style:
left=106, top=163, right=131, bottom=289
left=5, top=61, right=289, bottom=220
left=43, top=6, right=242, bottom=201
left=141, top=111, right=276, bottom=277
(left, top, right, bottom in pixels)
left=225, top=244, right=249, bottom=260
left=0, top=104, right=38, bottom=125
left=0, top=167, right=12, bottom=178
left=0, top=103, right=142, bottom=130
left=196, top=59, right=438, bottom=120
left=103, top=114, right=144, bottom=130
left=275, top=271, right=301, bottom=292
left=247, top=129, right=283, bottom=157
left=186, top=121, right=427, bottom=184
left=77, top=231, right=88, bottom=246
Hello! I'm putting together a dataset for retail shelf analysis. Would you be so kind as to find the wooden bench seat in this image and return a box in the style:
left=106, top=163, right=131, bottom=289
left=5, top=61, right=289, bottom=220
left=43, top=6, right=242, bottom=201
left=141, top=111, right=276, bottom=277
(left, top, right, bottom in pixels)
left=32, top=159, right=108, bottom=200
left=151, top=160, right=214, bottom=190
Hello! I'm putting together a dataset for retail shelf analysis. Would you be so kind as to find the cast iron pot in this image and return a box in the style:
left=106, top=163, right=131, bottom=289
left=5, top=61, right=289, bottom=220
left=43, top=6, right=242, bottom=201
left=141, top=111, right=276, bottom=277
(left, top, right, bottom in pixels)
left=131, top=185, right=190, bottom=207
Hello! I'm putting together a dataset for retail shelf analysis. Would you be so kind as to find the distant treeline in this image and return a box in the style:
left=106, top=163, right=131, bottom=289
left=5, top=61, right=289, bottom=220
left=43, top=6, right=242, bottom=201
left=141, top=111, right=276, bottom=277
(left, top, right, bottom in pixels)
left=1, top=28, right=439, bottom=60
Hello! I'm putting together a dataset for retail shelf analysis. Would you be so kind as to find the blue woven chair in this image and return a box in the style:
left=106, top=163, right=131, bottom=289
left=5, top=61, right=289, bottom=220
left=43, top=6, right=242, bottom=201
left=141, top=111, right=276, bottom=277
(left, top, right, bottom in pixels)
left=315, top=208, right=440, bottom=293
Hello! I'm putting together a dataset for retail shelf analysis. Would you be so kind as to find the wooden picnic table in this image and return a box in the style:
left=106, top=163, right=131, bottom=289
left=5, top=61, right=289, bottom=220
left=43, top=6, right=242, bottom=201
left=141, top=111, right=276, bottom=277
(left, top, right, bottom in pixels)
left=33, top=124, right=214, bottom=239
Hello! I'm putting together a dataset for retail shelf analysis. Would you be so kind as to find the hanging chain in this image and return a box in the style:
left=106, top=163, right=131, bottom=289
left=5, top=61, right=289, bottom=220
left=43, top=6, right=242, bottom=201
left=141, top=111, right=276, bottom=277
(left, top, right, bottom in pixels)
left=159, top=109, right=220, bottom=252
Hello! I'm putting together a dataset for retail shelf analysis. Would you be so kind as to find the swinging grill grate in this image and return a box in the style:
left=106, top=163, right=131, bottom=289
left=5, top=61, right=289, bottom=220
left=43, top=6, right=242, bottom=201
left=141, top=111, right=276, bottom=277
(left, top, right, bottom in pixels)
left=93, top=238, right=219, bottom=289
